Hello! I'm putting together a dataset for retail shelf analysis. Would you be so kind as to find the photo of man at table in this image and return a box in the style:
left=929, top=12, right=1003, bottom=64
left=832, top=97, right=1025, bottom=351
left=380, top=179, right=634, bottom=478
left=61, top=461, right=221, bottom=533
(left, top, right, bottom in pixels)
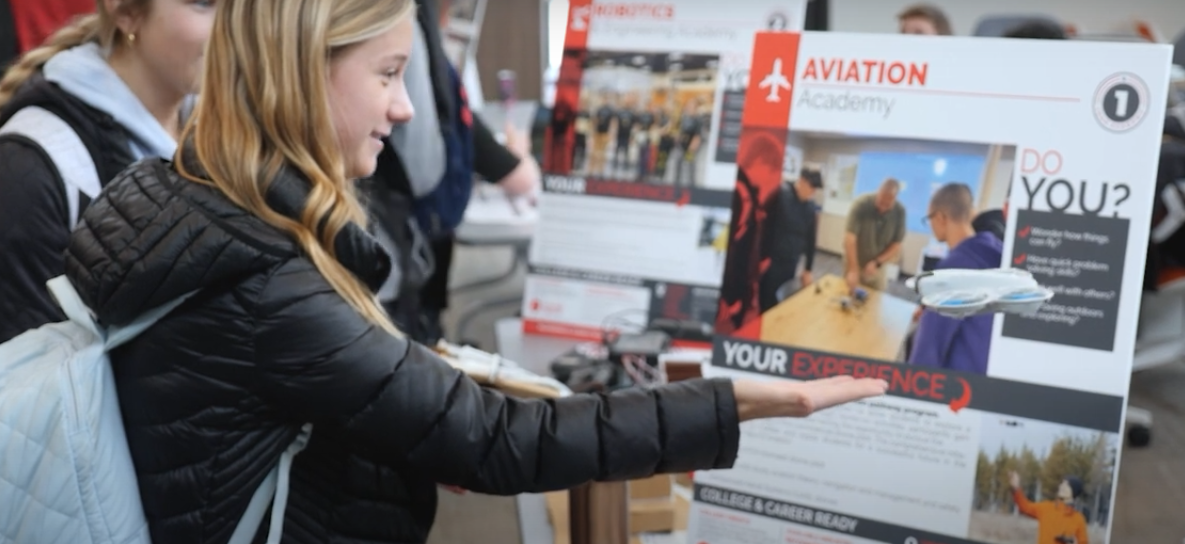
left=715, top=128, right=1015, bottom=373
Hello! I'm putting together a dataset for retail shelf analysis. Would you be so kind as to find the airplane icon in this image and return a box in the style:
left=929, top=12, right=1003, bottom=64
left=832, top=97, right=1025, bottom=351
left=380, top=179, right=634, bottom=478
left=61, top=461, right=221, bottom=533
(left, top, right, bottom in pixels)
left=759, top=58, right=791, bottom=102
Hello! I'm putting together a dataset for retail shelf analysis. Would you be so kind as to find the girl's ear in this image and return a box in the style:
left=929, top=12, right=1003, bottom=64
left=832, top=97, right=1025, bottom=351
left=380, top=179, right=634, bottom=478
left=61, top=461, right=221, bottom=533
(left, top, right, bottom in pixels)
left=105, top=0, right=145, bottom=41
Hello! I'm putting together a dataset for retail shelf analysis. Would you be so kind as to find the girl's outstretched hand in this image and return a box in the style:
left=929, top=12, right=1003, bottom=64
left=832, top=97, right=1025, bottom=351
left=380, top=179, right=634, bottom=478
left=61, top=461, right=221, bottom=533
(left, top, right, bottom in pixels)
left=733, top=375, right=889, bottom=422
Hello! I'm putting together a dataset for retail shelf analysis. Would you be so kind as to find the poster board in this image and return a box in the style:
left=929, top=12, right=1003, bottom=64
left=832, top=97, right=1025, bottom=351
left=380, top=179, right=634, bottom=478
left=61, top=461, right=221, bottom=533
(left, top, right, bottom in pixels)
left=522, top=0, right=807, bottom=343
left=688, top=31, right=1171, bottom=544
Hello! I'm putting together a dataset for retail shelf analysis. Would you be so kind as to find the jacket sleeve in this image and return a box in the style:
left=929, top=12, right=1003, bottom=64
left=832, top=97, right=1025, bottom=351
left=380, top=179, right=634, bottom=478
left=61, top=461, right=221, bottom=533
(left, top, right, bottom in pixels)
left=252, top=260, right=741, bottom=495
left=0, top=138, right=70, bottom=342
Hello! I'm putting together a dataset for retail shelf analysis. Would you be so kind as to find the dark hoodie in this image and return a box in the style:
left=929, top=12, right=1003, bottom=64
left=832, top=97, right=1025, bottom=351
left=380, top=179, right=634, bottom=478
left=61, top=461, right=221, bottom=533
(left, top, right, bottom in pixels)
left=908, top=231, right=1003, bottom=374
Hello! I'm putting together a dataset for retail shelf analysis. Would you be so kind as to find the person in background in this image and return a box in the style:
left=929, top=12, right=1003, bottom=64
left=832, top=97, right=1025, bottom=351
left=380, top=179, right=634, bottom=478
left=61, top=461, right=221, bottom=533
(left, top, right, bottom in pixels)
left=590, top=90, right=615, bottom=176
left=612, top=91, right=638, bottom=176
left=572, top=92, right=590, bottom=171
left=1003, top=19, right=1068, bottom=40
left=897, top=3, right=953, bottom=36
left=1008, top=471, right=1090, bottom=544
left=908, top=183, right=1002, bottom=375
left=0, top=0, right=212, bottom=343
left=759, top=167, right=823, bottom=312
left=653, top=97, right=676, bottom=182
left=674, top=97, right=704, bottom=187
left=843, top=178, right=906, bottom=291
left=634, top=100, right=658, bottom=181
left=61, top=3, right=889, bottom=542
left=369, top=0, right=539, bottom=345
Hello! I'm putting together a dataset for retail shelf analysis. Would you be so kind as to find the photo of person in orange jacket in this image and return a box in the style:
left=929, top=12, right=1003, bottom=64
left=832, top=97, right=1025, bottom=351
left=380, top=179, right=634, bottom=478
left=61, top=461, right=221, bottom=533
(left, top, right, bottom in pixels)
left=1009, top=471, right=1090, bottom=544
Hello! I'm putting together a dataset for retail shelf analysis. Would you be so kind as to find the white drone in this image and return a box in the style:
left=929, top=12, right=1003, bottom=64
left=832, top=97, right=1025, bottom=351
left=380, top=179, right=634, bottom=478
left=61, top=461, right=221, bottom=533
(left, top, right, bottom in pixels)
left=905, top=268, right=1054, bottom=319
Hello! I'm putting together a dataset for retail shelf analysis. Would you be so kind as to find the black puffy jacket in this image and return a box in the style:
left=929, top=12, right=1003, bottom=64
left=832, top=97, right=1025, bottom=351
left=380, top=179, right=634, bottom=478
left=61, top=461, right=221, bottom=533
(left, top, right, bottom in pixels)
left=64, top=157, right=742, bottom=544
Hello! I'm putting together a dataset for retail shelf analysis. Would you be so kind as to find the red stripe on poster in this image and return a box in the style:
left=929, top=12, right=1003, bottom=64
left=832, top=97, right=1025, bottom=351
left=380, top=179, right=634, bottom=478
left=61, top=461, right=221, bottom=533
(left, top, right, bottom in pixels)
left=543, top=0, right=594, bottom=173
left=714, top=32, right=802, bottom=341
left=741, top=32, right=801, bottom=128
left=522, top=319, right=604, bottom=343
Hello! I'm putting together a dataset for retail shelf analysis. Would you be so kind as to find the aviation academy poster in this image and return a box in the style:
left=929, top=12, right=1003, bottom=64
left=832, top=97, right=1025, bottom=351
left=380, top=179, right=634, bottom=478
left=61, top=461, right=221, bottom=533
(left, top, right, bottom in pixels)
left=688, top=32, right=1172, bottom=544
left=520, top=0, right=805, bottom=344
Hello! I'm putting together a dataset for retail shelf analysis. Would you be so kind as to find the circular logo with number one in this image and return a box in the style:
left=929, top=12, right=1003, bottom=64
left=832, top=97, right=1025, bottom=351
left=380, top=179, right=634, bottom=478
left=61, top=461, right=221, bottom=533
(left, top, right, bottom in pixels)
left=766, top=11, right=790, bottom=31
left=1093, top=72, right=1149, bottom=133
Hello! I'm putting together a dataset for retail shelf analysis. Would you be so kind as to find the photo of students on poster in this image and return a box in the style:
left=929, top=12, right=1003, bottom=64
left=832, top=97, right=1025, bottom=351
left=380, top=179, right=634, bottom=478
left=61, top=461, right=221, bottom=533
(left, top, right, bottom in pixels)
left=715, top=129, right=1013, bottom=373
left=546, top=50, right=717, bottom=187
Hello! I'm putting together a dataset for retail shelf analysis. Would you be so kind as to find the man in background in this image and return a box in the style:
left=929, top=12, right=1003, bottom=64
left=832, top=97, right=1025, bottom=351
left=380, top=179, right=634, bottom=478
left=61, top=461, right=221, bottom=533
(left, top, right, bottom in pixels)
left=589, top=91, right=616, bottom=176
left=759, top=167, right=823, bottom=312
left=908, top=183, right=1002, bottom=375
left=897, top=4, right=953, bottom=35
left=844, top=178, right=906, bottom=290
left=612, top=92, right=639, bottom=176
left=674, top=98, right=704, bottom=187
left=634, top=101, right=659, bottom=181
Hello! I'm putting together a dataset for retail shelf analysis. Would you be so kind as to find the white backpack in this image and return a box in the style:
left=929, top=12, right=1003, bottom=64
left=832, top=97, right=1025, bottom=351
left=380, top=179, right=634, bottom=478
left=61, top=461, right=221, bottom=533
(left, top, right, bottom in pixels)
left=0, top=103, right=314, bottom=544
left=0, top=276, right=313, bottom=544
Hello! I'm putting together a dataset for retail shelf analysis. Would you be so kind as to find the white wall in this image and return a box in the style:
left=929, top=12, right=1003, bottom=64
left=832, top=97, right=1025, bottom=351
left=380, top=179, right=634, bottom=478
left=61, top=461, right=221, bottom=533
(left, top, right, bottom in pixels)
left=829, top=0, right=1185, bottom=40
left=547, top=0, right=571, bottom=70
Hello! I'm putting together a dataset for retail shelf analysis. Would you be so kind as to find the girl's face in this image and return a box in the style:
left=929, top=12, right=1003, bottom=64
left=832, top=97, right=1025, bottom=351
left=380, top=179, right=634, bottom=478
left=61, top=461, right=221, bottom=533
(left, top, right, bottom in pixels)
left=117, top=0, right=218, bottom=97
left=327, top=16, right=416, bottom=179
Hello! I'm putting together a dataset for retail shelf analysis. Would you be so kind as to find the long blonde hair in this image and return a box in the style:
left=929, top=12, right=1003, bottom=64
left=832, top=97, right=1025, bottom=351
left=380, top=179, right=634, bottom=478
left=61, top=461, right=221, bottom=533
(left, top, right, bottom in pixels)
left=176, top=0, right=414, bottom=336
left=0, top=1, right=149, bottom=107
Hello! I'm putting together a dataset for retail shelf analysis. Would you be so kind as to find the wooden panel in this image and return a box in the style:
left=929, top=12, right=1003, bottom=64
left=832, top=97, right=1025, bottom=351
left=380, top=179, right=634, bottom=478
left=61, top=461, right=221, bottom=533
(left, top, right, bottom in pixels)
left=474, top=0, right=544, bottom=101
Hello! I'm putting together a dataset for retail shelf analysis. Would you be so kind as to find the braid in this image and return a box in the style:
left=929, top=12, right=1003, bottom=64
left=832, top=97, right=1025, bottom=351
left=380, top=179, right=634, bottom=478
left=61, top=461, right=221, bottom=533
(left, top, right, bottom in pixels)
left=0, top=14, right=102, bottom=108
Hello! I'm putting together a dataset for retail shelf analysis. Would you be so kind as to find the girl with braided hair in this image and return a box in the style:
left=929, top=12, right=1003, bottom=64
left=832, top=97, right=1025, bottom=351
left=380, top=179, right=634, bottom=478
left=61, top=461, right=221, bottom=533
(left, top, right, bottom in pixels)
left=0, top=0, right=213, bottom=342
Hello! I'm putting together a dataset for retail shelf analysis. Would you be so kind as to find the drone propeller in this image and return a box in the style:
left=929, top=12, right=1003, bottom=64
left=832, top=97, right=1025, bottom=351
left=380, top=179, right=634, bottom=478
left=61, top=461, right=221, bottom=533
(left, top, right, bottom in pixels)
left=992, top=286, right=1055, bottom=316
left=996, top=287, right=1054, bottom=302
left=921, top=290, right=991, bottom=316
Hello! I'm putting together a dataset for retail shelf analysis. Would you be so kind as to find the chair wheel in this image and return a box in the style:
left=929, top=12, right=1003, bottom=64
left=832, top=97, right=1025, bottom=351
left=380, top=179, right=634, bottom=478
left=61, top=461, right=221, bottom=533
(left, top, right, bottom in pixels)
left=1127, top=425, right=1151, bottom=447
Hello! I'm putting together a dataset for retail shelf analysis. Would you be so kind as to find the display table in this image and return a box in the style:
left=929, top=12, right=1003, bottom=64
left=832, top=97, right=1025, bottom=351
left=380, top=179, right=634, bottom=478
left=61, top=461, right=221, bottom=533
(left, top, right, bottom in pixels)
left=494, top=318, right=696, bottom=544
left=492, top=318, right=628, bottom=544
left=760, top=274, right=918, bottom=361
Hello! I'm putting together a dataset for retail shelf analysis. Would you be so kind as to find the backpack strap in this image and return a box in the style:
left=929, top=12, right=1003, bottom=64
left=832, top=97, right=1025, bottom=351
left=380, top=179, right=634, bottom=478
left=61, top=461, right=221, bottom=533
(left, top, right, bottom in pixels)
left=45, top=275, right=198, bottom=351
left=228, top=423, right=314, bottom=544
left=0, top=106, right=101, bottom=230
